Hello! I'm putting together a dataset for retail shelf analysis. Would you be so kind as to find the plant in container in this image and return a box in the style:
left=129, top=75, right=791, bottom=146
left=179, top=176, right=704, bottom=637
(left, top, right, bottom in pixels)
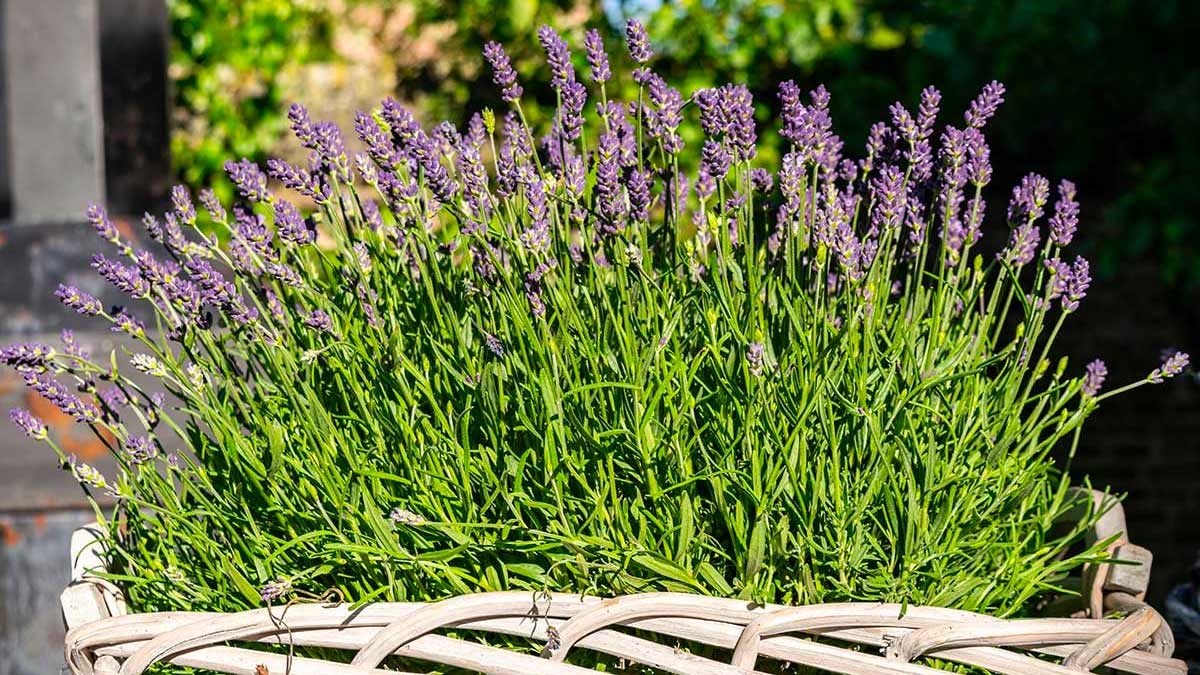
left=3, top=18, right=1191, bottom=675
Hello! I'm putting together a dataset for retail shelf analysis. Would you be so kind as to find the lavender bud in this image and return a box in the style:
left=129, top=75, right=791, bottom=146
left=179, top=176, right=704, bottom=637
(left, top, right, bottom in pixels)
left=700, top=140, right=730, bottom=181
left=259, top=577, right=291, bottom=604
left=224, top=159, right=271, bottom=203
left=302, top=309, right=334, bottom=333
left=1082, top=359, right=1107, bottom=397
left=485, top=333, right=504, bottom=357
left=170, top=185, right=196, bottom=226
left=1149, top=351, right=1189, bottom=383
left=55, top=284, right=103, bottom=316
left=1048, top=179, right=1079, bottom=246
left=9, top=408, right=47, bottom=440
left=747, top=342, right=765, bottom=377
left=199, top=188, right=227, bottom=224
left=124, top=436, right=158, bottom=464
left=288, top=103, right=316, bottom=148
left=112, top=310, right=145, bottom=338
left=86, top=204, right=119, bottom=243
left=584, top=29, right=611, bottom=83
left=483, top=41, right=523, bottom=103
left=751, top=168, right=774, bottom=194
left=537, top=25, right=575, bottom=90
left=965, top=80, right=1005, bottom=129
left=625, top=19, right=653, bottom=65
left=1063, top=256, right=1090, bottom=312
left=274, top=200, right=314, bottom=245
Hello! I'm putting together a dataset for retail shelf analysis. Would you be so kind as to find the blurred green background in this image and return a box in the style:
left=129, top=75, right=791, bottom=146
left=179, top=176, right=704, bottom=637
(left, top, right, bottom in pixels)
left=169, top=0, right=1200, bottom=291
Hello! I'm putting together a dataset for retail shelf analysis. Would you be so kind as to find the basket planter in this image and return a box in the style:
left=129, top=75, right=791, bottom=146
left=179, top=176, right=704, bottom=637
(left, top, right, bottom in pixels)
left=61, top=491, right=1183, bottom=675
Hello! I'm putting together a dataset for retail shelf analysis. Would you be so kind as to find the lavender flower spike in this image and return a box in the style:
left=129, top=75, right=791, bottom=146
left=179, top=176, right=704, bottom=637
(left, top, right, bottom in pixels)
left=10, top=408, right=47, bottom=440
left=584, top=29, right=611, bottom=83
left=1062, top=256, right=1090, bottom=312
left=1149, top=351, right=1189, bottom=383
left=224, top=158, right=271, bottom=203
left=747, top=342, right=765, bottom=377
left=1081, top=359, right=1107, bottom=397
left=87, top=204, right=119, bottom=243
left=259, top=577, right=291, bottom=604
left=537, top=25, right=574, bottom=90
left=965, top=80, right=1005, bottom=129
left=483, top=41, right=523, bottom=103
left=1049, top=179, right=1079, bottom=246
left=625, top=19, right=653, bottom=64
left=55, top=284, right=103, bottom=316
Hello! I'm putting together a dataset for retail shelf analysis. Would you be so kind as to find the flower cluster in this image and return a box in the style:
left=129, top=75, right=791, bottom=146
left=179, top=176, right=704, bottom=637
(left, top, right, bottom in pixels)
left=3, top=22, right=1190, bottom=621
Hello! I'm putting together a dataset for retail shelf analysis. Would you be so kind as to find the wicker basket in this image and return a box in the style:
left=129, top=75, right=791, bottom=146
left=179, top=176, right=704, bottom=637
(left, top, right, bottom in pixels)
left=61, top=491, right=1183, bottom=675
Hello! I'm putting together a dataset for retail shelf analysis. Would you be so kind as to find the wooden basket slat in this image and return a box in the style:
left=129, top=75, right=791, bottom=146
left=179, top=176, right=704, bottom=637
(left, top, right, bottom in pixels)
left=62, top=522, right=1186, bottom=675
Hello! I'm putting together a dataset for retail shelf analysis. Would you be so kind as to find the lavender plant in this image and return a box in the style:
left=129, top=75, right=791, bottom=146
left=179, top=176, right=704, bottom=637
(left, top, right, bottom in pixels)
left=5, top=22, right=1192, bottom=625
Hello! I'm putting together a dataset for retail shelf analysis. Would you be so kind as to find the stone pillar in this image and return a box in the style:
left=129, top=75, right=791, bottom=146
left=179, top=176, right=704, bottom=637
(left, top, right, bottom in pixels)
left=1, top=0, right=106, bottom=223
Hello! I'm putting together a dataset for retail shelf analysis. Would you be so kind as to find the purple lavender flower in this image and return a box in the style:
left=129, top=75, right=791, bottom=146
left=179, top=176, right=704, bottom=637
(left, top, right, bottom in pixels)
left=266, top=158, right=329, bottom=203
left=1045, top=257, right=1070, bottom=301
left=537, top=25, right=574, bottom=90
left=747, top=342, right=765, bottom=377
left=1048, top=179, right=1079, bottom=246
left=274, top=200, right=314, bottom=245
left=112, top=310, right=145, bottom=338
left=60, top=330, right=88, bottom=360
left=700, top=140, right=730, bottom=181
left=625, top=18, right=653, bottom=65
left=965, top=80, right=1006, bottom=129
left=483, top=41, right=523, bottom=103
left=362, top=198, right=383, bottom=231
left=92, top=253, right=150, bottom=298
left=302, top=309, right=334, bottom=333
left=595, top=132, right=626, bottom=233
left=999, top=221, right=1042, bottom=267
left=584, top=29, right=610, bottom=83
left=559, top=80, right=587, bottom=142
left=1149, top=351, right=1189, bottom=383
left=778, top=81, right=807, bottom=146
left=916, top=86, right=942, bottom=138
left=288, top=103, right=316, bottom=148
left=55, top=284, right=103, bottom=316
left=1062, top=255, right=1090, bottom=312
left=0, top=343, right=52, bottom=371
left=354, top=110, right=402, bottom=171
left=199, top=188, right=227, bottom=224
left=224, top=159, right=271, bottom=203
left=1082, top=359, right=1107, bottom=397
left=870, top=165, right=907, bottom=234
left=1007, top=172, right=1050, bottom=225
left=627, top=169, right=651, bottom=223
left=751, top=168, right=774, bottom=194
left=10, top=408, right=47, bottom=440
left=87, top=204, right=119, bottom=243
left=125, top=436, right=157, bottom=464
left=186, top=258, right=235, bottom=306
left=890, top=102, right=917, bottom=142
left=171, top=185, right=196, bottom=226
left=259, top=577, right=291, bottom=604
left=522, top=178, right=551, bottom=254
left=307, top=119, right=350, bottom=180
left=485, top=333, right=504, bottom=357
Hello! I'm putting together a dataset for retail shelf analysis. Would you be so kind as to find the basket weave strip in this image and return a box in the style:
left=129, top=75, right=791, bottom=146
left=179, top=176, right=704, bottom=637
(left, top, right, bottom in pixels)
left=64, top=590, right=1186, bottom=675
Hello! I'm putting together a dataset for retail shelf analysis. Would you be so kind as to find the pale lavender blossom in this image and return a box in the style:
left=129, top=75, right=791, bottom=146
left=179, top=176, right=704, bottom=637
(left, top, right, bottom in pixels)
left=1082, top=360, right=1107, bottom=397
left=1149, top=351, right=1189, bottom=383
left=9, top=408, right=47, bottom=440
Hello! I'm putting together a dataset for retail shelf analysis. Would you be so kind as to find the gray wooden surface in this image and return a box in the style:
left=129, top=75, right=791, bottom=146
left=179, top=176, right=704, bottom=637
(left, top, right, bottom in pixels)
left=0, top=510, right=94, bottom=675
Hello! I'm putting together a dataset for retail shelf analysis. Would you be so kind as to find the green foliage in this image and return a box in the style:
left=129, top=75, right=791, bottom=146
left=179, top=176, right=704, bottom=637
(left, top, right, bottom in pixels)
left=167, top=0, right=334, bottom=194
left=30, top=63, right=1139, bottom=630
